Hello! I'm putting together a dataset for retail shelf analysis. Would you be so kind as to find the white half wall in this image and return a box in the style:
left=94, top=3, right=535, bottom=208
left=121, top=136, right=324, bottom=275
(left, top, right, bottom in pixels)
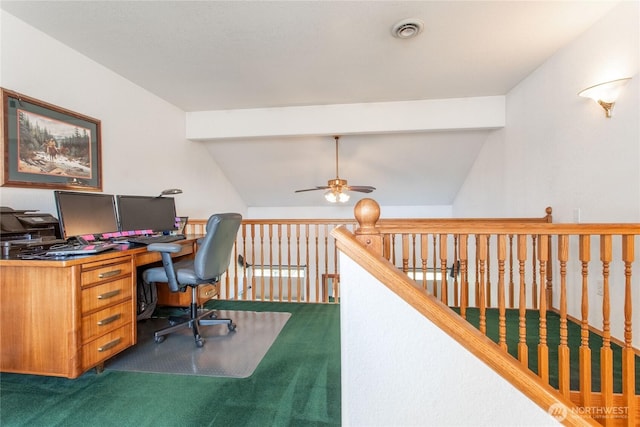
left=339, top=253, right=559, bottom=426
left=0, top=11, right=247, bottom=219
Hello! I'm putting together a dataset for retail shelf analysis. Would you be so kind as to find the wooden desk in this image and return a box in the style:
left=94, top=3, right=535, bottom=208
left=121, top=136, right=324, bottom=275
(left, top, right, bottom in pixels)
left=0, top=236, right=199, bottom=379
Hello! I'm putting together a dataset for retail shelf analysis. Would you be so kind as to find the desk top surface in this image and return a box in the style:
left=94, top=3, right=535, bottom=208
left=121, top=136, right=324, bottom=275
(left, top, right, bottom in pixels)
left=0, top=235, right=202, bottom=267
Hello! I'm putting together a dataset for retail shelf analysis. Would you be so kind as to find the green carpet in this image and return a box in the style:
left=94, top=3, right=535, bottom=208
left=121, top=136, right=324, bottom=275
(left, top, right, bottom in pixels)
left=0, top=301, right=341, bottom=427
left=454, top=307, right=640, bottom=394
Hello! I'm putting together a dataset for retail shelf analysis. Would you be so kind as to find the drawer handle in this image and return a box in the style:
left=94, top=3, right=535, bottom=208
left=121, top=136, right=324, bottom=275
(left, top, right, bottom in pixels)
left=99, top=269, right=122, bottom=279
left=97, top=289, right=121, bottom=300
left=98, top=337, right=122, bottom=352
left=97, top=314, right=122, bottom=326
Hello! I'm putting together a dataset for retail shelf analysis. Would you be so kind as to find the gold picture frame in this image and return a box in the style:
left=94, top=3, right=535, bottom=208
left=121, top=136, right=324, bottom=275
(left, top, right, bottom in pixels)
left=1, top=88, right=102, bottom=191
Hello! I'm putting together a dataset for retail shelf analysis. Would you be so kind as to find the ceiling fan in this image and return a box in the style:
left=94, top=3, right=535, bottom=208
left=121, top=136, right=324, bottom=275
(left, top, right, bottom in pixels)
left=295, top=136, right=376, bottom=203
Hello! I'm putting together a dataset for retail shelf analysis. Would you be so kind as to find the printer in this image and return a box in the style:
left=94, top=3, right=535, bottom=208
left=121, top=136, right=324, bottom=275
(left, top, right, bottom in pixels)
left=0, top=207, right=62, bottom=255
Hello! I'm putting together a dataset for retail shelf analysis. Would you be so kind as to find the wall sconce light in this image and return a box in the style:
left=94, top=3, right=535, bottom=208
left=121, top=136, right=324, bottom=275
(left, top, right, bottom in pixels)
left=578, top=77, right=631, bottom=118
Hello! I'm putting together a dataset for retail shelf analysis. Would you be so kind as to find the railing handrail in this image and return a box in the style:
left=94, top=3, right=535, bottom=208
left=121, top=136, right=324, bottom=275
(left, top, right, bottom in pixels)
left=374, top=222, right=640, bottom=235
left=331, top=225, right=598, bottom=426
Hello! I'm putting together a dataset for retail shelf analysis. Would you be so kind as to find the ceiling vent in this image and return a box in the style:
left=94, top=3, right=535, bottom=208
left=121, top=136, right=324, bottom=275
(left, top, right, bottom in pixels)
left=391, top=18, right=424, bottom=39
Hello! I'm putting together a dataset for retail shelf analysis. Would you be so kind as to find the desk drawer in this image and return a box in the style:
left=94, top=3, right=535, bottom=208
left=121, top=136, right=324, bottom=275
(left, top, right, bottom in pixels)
left=82, top=324, right=133, bottom=369
left=81, top=259, right=132, bottom=287
left=81, top=301, right=133, bottom=344
left=82, top=277, right=132, bottom=314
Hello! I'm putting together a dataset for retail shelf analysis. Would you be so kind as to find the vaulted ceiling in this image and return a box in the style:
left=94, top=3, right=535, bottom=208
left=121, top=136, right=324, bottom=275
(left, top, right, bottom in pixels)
left=0, top=1, right=619, bottom=207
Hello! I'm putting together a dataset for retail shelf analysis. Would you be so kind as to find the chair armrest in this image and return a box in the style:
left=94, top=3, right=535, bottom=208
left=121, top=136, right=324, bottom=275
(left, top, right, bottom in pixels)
left=146, top=242, right=183, bottom=253
left=145, top=243, right=182, bottom=292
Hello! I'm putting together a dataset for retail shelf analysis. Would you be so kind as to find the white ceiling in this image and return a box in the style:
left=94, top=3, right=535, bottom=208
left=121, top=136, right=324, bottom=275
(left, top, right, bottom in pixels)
left=0, top=1, right=619, bottom=207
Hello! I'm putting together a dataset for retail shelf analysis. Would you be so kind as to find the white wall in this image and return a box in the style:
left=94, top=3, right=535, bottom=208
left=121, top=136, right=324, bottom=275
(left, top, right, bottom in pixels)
left=454, top=1, right=639, bottom=222
left=340, top=253, right=560, bottom=426
left=248, top=204, right=452, bottom=219
left=0, top=11, right=247, bottom=220
left=453, top=2, right=639, bottom=347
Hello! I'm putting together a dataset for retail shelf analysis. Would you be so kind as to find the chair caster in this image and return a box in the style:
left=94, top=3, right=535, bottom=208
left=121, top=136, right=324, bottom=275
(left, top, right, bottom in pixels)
left=195, top=336, right=205, bottom=348
left=228, top=322, right=237, bottom=332
left=154, top=335, right=165, bottom=344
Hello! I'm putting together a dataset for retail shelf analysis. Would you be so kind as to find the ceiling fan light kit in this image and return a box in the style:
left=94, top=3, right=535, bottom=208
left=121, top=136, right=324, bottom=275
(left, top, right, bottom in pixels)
left=295, top=136, right=376, bottom=203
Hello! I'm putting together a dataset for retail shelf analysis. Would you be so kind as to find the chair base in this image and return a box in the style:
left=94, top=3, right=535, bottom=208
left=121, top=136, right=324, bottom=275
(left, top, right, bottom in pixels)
left=154, top=287, right=236, bottom=347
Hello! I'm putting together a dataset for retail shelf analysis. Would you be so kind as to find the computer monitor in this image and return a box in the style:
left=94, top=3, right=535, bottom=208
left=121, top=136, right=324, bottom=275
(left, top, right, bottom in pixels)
left=54, top=191, right=119, bottom=240
left=116, top=195, right=178, bottom=234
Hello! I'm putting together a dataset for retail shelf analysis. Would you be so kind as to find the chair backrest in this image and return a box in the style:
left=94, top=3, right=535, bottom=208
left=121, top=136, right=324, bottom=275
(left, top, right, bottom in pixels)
left=193, top=213, right=242, bottom=281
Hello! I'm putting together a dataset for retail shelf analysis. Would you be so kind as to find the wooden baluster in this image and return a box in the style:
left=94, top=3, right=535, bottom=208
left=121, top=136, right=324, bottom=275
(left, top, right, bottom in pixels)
left=453, top=234, right=459, bottom=306
left=600, top=234, right=614, bottom=427
left=420, top=234, right=428, bottom=291
left=579, top=235, right=592, bottom=409
left=411, top=233, right=417, bottom=282
left=296, top=224, right=301, bottom=303
left=382, top=234, right=390, bottom=260
left=333, top=224, right=340, bottom=303
left=508, top=234, right=514, bottom=308
left=268, top=224, right=274, bottom=302
left=402, top=234, right=409, bottom=274
left=537, top=234, right=549, bottom=383
left=286, top=224, right=292, bottom=302
left=517, top=234, right=528, bottom=367
left=277, top=224, right=283, bottom=302
left=439, top=234, right=448, bottom=304
left=324, top=224, right=330, bottom=302
left=497, top=234, right=507, bottom=351
left=540, top=232, right=553, bottom=307
left=557, top=234, right=570, bottom=397
left=621, top=235, right=636, bottom=427
left=390, top=233, right=397, bottom=264
left=478, top=234, right=487, bottom=335
left=432, top=235, right=438, bottom=299
left=305, top=224, right=310, bottom=303
left=531, top=235, right=538, bottom=309
left=259, top=224, right=265, bottom=301
left=474, top=235, right=480, bottom=307
left=249, top=224, right=256, bottom=301
left=238, top=224, right=245, bottom=300
left=227, top=236, right=236, bottom=299
left=459, top=234, right=468, bottom=319
left=486, top=235, right=492, bottom=308
left=314, top=224, right=320, bottom=303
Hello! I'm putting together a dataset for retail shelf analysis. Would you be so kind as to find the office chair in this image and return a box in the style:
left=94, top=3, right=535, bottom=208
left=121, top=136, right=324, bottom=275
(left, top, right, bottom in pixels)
left=142, top=212, right=242, bottom=347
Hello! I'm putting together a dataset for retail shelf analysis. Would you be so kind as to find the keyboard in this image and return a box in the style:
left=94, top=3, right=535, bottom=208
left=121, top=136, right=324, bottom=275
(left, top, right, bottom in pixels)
left=46, top=243, right=119, bottom=256
left=126, top=234, right=186, bottom=245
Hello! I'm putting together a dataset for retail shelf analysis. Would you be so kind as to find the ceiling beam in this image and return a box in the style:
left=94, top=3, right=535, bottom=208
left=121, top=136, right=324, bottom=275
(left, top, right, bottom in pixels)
left=186, top=96, right=505, bottom=141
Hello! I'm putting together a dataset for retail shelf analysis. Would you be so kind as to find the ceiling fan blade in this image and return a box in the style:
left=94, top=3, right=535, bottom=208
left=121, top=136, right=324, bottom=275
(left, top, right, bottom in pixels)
left=295, top=186, right=330, bottom=193
left=347, top=185, right=376, bottom=193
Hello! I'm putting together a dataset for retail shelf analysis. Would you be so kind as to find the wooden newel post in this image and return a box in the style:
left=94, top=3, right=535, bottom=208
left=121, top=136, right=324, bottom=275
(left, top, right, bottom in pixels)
left=354, top=198, right=382, bottom=255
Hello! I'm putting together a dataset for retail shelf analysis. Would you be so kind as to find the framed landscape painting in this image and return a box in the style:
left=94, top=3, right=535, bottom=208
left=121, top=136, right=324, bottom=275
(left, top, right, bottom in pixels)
left=1, top=88, right=102, bottom=191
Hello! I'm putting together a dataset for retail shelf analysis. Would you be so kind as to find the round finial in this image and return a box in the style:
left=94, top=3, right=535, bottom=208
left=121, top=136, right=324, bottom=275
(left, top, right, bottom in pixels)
left=354, top=198, right=380, bottom=234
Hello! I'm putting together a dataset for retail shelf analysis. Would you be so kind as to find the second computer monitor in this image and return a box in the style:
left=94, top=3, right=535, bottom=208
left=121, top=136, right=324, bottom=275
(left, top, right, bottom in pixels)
left=116, top=195, right=177, bottom=234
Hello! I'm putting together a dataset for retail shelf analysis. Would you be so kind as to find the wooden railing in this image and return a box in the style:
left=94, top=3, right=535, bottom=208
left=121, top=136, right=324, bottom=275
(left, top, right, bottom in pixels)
left=185, top=202, right=638, bottom=425
left=184, top=207, right=551, bottom=305
left=186, top=218, right=356, bottom=303
left=333, top=223, right=598, bottom=426
left=343, top=198, right=639, bottom=427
